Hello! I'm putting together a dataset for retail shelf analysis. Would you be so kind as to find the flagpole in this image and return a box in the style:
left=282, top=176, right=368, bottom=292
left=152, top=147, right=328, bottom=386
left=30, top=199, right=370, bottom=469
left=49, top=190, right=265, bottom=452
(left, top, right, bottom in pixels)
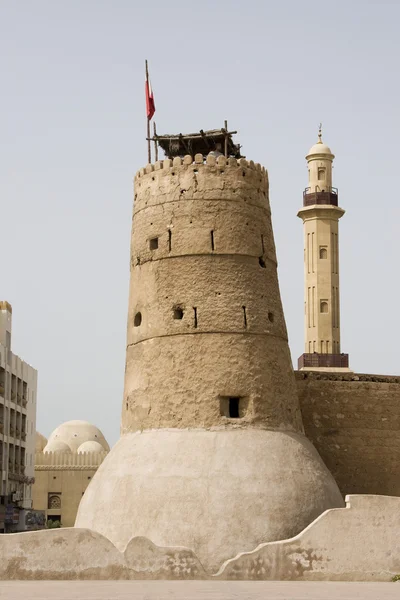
left=153, top=121, right=158, bottom=162
left=145, top=60, right=151, bottom=164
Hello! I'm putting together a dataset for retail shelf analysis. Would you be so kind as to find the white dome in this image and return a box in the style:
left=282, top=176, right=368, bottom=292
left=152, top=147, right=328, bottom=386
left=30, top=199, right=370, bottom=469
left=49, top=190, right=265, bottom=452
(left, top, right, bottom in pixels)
left=307, top=141, right=334, bottom=158
left=77, top=441, right=106, bottom=454
left=44, top=439, right=72, bottom=453
left=46, top=420, right=110, bottom=453
left=35, top=432, right=48, bottom=453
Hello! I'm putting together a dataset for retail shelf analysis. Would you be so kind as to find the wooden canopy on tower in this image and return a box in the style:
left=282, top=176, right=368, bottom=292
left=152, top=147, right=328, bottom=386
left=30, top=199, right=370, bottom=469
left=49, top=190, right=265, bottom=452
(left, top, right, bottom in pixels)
left=150, top=124, right=242, bottom=159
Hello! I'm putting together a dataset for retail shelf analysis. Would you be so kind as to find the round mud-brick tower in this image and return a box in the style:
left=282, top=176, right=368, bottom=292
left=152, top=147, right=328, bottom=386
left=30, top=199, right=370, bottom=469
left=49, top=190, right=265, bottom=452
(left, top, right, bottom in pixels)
left=76, top=153, right=343, bottom=573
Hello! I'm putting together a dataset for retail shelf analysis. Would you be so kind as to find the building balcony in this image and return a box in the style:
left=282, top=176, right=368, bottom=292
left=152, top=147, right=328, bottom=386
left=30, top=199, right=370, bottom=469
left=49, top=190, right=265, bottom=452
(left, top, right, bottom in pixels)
left=298, top=353, right=349, bottom=370
left=303, top=187, right=338, bottom=207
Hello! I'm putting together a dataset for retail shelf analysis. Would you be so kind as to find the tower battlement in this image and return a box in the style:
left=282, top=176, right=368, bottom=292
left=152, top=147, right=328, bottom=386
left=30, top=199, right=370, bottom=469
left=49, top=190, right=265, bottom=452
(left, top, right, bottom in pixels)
left=133, top=155, right=269, bottom=213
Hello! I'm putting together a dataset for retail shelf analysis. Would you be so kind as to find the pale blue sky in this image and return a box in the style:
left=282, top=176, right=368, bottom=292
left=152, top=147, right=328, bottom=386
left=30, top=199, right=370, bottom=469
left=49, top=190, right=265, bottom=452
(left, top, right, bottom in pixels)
left=1, top=1, right=399, bottom=445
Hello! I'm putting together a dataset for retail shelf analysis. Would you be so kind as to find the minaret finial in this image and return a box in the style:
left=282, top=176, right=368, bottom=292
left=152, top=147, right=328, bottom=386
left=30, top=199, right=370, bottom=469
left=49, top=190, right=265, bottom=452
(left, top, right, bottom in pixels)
left=318, top=123, right=322, bottom=143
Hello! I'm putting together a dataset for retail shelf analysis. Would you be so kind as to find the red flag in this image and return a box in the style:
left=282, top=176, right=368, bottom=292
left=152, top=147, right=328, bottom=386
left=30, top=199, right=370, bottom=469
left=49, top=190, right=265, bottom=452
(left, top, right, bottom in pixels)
left=145, top=74, right=155, bottom=121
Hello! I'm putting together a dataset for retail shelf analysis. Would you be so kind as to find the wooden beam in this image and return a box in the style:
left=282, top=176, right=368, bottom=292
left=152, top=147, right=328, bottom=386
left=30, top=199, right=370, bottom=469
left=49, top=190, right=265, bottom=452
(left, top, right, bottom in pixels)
left=179, top=134, right=190, bottom=155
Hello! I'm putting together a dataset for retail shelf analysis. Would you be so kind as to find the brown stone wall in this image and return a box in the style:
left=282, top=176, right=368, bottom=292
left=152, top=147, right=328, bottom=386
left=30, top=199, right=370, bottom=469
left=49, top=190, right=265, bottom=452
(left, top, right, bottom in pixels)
left=296, top=371, right=400, bottom=496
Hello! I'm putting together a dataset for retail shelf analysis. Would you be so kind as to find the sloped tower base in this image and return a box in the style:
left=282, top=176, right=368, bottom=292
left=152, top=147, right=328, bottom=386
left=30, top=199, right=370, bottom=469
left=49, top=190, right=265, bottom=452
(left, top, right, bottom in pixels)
left=75, top=428, right=344, bottom=572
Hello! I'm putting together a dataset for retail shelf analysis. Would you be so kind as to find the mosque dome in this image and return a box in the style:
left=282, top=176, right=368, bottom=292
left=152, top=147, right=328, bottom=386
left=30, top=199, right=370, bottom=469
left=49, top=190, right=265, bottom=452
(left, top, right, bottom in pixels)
left=77, top=440, right=106, bottom=454
left=307, top=141, right=334, bottom=157
left=35, top=432, right=48, bottom=453
left=43, top=439, right=72, bottom=453
left=306, top=127, right=334, bottom=159
left=45, top=420, right=110, bottom=453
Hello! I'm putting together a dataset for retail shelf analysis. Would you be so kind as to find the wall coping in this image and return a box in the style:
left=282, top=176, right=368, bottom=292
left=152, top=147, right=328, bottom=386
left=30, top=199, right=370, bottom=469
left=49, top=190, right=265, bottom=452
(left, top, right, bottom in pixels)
left=294, top=371, right=400, bottom=384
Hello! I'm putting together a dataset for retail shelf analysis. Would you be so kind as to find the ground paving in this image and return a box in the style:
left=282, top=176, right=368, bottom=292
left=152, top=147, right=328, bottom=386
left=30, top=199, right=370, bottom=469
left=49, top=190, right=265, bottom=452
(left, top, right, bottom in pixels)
left=0, top=581, right=398, bottom=600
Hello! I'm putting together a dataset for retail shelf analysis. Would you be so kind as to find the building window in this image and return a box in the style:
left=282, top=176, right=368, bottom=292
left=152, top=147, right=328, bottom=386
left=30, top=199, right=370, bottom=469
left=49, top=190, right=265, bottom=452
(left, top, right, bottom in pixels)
left=320, top=301, right=329, bottom=313
left=318, top=168, right=325, bottom=180
left=134, top=312, right=142, bottom=327
left=48, top=494, right=61, bottom=509
left=173, top=307, right=184, bottom=320
left=219, top=396, right=247, bottom=419
left=149, top=237, right=158, bottom=250
left=319, top=246, right=327, bottom=259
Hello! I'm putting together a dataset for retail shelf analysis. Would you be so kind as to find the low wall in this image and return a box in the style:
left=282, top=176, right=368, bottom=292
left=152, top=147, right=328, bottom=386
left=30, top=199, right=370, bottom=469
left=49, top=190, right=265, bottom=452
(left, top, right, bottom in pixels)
left=217, top=495, right=400, bottom=581
left=296, top=372, right=400, bottom=496
left=0, top=495, right=399, bottom=581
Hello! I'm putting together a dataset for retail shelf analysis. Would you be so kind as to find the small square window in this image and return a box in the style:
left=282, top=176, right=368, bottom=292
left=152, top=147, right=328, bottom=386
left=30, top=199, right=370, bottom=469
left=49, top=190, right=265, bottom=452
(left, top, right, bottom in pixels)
left=219, top=396, right=247, bottom=419
left=149, top=238, right=158, bottom=250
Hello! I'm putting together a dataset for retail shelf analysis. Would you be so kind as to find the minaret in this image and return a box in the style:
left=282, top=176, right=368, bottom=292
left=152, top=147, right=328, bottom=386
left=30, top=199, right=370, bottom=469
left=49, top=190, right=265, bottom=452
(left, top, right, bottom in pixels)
left=76, top=132, right=343, bottom=572
left=297, top=127, right=350, bottom=371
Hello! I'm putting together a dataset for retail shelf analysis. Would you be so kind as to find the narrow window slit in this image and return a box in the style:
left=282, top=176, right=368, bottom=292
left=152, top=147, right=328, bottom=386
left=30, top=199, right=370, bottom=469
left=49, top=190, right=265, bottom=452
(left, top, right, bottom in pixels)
left=242, top=306, right=247, bottom=328
left=261, top=234, right=265, bottom=254
left=211, top=230, right=215, bottom=251
left=193, top=307, right=198, bottom=328
left=168, top=229, right=172, bottom=252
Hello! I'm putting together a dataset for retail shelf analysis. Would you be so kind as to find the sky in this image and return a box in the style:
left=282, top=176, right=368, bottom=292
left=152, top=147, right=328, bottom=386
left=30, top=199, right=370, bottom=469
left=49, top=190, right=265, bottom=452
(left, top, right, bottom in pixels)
left=1, top=1, right=400, bottom=447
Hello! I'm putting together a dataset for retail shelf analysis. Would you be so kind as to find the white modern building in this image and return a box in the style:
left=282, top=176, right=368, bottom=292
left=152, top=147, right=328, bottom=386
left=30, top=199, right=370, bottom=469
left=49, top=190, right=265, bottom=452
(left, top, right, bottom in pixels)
left=0, top=301, right=39, bottom=532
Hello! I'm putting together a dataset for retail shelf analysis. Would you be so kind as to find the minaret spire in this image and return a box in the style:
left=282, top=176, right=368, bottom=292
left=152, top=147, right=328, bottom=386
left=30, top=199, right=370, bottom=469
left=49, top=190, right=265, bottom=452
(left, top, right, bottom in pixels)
left=297, top=132, right=350, bottom=371
left=318, top=123, right=323, bottom=143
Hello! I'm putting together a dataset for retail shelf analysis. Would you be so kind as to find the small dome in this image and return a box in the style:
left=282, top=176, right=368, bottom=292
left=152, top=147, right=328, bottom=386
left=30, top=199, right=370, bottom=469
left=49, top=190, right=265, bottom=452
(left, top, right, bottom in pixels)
left=307, top=141, right=334, bottom=157
left=44, top=440, right=72, bottom=453
left=77, top=441, right=106, bottom=454
left=35, top=432, right=48, bottom=453
left=46, top=420, right=110, bottom=453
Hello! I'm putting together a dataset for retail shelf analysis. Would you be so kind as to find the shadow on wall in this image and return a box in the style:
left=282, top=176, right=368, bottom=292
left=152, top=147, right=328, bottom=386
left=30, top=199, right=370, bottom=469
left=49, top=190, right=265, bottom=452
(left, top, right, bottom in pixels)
left=0, top=495, right=399, bottom=581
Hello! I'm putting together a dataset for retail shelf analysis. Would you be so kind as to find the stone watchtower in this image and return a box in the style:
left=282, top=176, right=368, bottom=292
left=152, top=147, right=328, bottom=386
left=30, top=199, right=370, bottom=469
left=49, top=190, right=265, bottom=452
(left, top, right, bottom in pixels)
left=297, top=128, right=350, bottom=371
left=76, top=129, right=343, bottom=572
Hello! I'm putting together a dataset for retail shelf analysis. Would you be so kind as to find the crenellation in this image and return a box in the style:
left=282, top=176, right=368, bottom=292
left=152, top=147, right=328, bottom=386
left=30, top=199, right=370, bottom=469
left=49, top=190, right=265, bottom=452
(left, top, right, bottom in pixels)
left=132, top=156, right=270, bottom=217
left=194, top=153, right=203, bottom=164
left=172, top=156, right=182, bottom=167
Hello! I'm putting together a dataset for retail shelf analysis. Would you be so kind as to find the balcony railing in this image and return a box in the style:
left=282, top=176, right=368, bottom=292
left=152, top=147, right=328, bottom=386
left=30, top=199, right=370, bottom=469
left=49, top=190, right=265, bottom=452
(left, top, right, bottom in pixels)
left=298, top=353, right=349, bottom=370
left=303, top=187, right=338, bottom=207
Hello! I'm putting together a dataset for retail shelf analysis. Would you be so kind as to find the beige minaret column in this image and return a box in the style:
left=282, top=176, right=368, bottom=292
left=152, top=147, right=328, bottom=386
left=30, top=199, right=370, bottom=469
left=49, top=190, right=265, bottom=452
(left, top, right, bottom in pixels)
left=297, top=127, right=350, bottom=371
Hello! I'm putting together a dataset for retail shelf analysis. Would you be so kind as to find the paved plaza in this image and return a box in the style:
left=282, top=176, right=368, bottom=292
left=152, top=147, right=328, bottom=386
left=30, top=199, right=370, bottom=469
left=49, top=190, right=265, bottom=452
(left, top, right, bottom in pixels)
left=0, top=581, right=398, bottom=600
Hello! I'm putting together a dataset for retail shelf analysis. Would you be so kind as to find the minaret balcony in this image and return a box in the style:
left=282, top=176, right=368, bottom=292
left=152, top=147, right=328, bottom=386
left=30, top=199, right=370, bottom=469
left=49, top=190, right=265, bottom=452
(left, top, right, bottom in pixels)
left=298, top=353, right=349, bottom=370
left=303, top=187, right=338, bottom=207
